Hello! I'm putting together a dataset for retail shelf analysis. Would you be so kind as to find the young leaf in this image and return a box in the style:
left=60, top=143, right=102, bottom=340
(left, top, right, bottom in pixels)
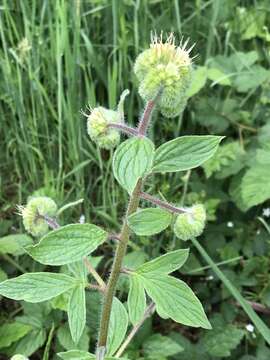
left=113, top=137, right=155, bottom=194
left=153, top=135, right=224, bottom=173
left=127, top=208, right=172, bottom=236
left=68, top=284, right=86, bottom=344
left=128, top=274, right=146, bottom=325
left=142, top=273, right=211, bottom=329
left=0, top=322, right=32, bottom=349
left=0, top=273, right=77, bottom=303
left=136, top=249, right=189, bottom=275
left=25, top=224, right=107, bottom=266
left=107, top=297, right=128, bottom=356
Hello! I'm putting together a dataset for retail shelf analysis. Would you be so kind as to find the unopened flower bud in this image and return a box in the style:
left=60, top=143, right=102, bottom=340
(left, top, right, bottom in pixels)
left=174, top=204, right=206, bottom=241
left=86, top=90, right=129, bottom=150
left=17, top=196, right=57, bottom=237
left=134, top=32, right=194, bottom=118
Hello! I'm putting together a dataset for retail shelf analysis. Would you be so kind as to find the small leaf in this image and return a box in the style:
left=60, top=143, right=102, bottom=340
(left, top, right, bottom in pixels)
left=142, top=273, right=211, bottom=329
left=25, top=224, right=107, bottom=265
left=187, top=66, right=208, bottom=97
left=113, top=137, right=155, bottom=194
left=0, top=234, right=32, bottom=255
left=107, top=297, right=128, bottom=356
left=127, top=208, right=172, bottom=236
left=68, top=284, right=86, bottom=344
left=136, top=249, right=189, bottom=275
left=153, top=135, right=224, bottom=173
left=128, top=274, right=146, bottom=325
left=0, top=322, right=32, bottom=349
left=0, top=272, right=77, bottom=303
left=143, top=334, right=183, bottom=358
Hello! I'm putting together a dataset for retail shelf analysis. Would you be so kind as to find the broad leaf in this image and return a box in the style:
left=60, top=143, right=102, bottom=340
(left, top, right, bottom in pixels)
left=57, top=323, right=89, bottom=351
left=26, top=224, right=107, bottom=265
left=142, top=273, right=211, bottom=329
left=0, top=322, right=32, bottom=348
left=0, top=234, right=32, bottom=255
left=203, top=323, right=244, bottom=357
left=0, top=273, right=77, bottom=303
left=57, top=351, right=95, bottom=359
left=187, top=66, right=208, bottom=97
left=8, top=328, right=46, bottom=357
left=68, top=284, right=86, bottom=344
left=107, top=297, right=128, bottom=356
left=128, top=274, right=146, bottom=325
left=153, top=135, right=223, bottom=173
left=127, top=208, right=172, bottom=236
left=113, top=137, right=155, bottom=194
left=143, top=334, right=183, bottom=358
left=136, top=249, right=189, bottom=275
left=241, top=165, right=270, bottom=209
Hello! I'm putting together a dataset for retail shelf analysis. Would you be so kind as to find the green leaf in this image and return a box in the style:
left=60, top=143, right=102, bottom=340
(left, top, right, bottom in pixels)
left=187, top=66, right=208, bottom=97
left=153, top=136, right=224, bottom=173
left=25, top=224, right=107, bottom=265
left=57, top=324, right=89, bottom=351
left=0, top=322, right=32, bottom=348
left=57, top=350, right=95, bottom=359
left=136, top=249, right=189, bottom=275
left=142, top=273, right=211, bottom=329
left=128, top=274, right=146, bottom=325
left=0, top=234, right=32, bottom=255
left=207, top=68, right=231, bottom=86
left=0, top=272, right=77, bottom=303
left=107, top=297, right=128, bottom=356
left=241, top=165, right=270, bottom=209
left=68, top=284, right=86, bottom=344
left=8, top=328, right=46, bottom=357
left=143, top=334, right=183, bottom=358
left=127, top=208, right=172, bottom=236
left=203, top=324, right=244, bottom=357
left=113, top=137, right=155, bottom=194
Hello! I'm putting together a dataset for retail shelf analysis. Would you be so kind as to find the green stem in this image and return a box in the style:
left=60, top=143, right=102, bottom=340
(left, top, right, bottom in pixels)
left=97, top=179, right=142, bottom=351
left=191, top=237, right=270, bottom=345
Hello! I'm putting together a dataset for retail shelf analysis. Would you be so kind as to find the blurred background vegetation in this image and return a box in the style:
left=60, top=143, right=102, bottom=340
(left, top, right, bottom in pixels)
left=1, top=0, right=270, bottom=359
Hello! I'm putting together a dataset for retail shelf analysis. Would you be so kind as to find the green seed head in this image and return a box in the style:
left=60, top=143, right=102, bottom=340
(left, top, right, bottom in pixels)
left=134, top=33, right=193, bottom=117
left=17, top=196, right=57, bottom=237
left=174, top=204, right=206, bottom=241
left=87, top=107, right=120, bottom=150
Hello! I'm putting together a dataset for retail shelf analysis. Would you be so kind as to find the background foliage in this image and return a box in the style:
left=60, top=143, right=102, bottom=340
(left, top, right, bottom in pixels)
left=1, top=0, right=270, bottom=359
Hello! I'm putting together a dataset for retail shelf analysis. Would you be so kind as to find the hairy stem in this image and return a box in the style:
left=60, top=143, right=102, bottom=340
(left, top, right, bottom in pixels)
left=140, top=191, right=187, bottom=214
left=107, top=123, right=139, bottom=136
left=84, top=257, right=106, bottom=290
left=97, top=101, right=155, bottom=357
left=115, top=302, right=156, bottom=357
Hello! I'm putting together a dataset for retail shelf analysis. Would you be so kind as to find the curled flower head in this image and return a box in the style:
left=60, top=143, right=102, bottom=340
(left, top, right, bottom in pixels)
left=134, top=32, right=194, bottom=117
left=17, top=196, right=57, bottom=237
left=174, top=204, right=206, bottom=241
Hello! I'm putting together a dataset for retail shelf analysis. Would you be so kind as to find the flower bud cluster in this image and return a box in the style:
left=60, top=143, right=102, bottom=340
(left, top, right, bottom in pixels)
left=134, top=33, right=193, bottom=118
left=174, top=204, right=206, bottom=241
left=18, top=196, right=57, bottom=237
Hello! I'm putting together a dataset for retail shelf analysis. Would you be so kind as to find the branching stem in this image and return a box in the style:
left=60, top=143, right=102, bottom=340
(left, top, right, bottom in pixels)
left=140, top=191, right=187, bottom=214
left=96, top=100, right=155, bottom=358
left=107, top=123, right=139, bottom=136
left=84, top=257, right=106, bottom=290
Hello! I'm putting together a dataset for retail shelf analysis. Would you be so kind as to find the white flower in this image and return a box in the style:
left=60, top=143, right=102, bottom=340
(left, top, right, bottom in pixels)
left=227, top=221, right=234, bottom=228
left=263, top=208, right=270, bottom=217
left=246, top=324, right=254, bottom=333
